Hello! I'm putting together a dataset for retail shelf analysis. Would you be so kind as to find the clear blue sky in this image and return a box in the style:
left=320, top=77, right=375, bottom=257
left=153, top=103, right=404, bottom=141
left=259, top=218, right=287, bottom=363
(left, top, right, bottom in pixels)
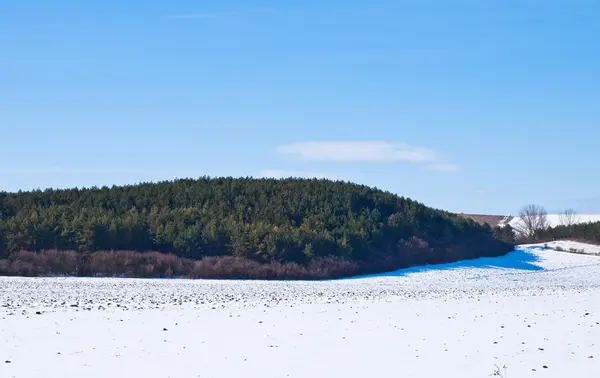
left=2, top=0, right=599, bottom=215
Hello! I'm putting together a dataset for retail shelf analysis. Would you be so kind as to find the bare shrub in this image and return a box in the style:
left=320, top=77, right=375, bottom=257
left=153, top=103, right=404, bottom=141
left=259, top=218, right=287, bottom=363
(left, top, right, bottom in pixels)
left=9, top=259, right=41, bottom=277
left=0, top=251, right=362, bottom=279
left=5, top=251, right=77, bottom=276
left=188, top=256, right=327, bottom=280
left=87, top=251, right=192, bottom=278
left=307, top=256, right=360, bottom=279
left=0, top=235, right=512, bottom=280
left=43, top=250, right=78, bottom=275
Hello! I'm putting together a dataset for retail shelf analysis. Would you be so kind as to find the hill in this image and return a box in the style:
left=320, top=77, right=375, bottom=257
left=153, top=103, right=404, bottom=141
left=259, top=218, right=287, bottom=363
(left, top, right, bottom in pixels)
left=458, top=214, right=513, bottom=228
left=0, top=178, right=513, bottom=279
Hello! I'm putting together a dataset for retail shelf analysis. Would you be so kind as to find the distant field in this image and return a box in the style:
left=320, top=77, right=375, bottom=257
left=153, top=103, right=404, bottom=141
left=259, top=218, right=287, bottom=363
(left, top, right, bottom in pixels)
left=459, top=214, right=513, bottom=227
left=506, top=214, right=600, bottom=229
left=461, top=213, right=600, bottom=229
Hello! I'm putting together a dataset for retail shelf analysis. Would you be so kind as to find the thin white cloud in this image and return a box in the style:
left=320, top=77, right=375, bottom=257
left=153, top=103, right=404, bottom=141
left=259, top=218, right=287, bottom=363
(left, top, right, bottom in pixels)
left=276, top=141, right=437, bottom=163
left=474, top=189, right=486, bottom=195
left=259, top=170, right=343, bottom=181
left=424, top=163, right=461, bottom=173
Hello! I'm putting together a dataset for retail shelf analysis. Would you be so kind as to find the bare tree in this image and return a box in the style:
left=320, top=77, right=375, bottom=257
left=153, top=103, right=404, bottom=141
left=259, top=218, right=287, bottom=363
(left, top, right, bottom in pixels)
left=514, top=204, right=549, bottom=239
left=559, top=208, right=579, bottom=227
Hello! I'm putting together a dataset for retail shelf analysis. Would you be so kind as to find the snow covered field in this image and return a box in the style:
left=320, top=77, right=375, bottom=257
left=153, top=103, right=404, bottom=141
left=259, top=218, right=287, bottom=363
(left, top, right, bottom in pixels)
left=525, top=240, right=600, bottom=255
left=501, top=213, right=600, bottom=229
left=2, top=246, right=600, bottom=378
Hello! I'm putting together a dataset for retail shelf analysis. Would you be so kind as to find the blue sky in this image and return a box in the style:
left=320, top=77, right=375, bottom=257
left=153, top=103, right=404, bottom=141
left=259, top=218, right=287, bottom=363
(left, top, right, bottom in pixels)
left=1, top=0, right=599, bottom=215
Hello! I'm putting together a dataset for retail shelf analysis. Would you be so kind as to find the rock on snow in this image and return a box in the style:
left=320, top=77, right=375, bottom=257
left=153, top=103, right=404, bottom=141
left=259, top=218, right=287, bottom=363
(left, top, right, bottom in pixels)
left=1, top=245, right=600, bottom=378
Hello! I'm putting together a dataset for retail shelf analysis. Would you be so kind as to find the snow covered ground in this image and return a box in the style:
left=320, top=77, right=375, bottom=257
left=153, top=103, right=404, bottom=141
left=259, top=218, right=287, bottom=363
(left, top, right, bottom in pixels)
left=2, top=246, right=600, bottom=378
left=525, top=240, right=600, bottom=255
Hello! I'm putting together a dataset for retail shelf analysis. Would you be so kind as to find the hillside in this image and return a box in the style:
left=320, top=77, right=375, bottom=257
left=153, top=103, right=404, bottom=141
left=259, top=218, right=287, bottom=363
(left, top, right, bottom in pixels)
left=0, top=178, right=513, bottom=279
left=458, top=214, right=513, bottom=228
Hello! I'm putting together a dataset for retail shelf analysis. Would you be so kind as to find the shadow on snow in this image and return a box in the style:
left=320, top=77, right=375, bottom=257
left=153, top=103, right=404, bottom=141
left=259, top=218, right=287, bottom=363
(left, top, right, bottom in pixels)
left=346, top=246, right=544, bottom=280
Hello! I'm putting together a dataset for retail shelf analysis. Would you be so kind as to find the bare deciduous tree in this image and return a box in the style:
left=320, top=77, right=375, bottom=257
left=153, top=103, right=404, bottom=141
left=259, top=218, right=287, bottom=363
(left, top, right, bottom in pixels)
left=559, top=208, right=579, bottom=227
left=514, top=204, right=549, bottom=239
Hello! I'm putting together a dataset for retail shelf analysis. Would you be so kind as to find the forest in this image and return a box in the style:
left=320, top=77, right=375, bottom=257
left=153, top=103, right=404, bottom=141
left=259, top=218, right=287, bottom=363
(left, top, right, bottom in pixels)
left=0, top=177, right=514, bottom=279
left=536, top=221, right=600, bottom=245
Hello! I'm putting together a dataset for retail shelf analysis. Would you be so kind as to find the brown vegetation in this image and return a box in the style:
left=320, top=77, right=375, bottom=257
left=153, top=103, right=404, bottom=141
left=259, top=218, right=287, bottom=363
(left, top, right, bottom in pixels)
left=0, top=250, right=361, bottom=280
left=0, top=235, right=510, bottom=280
left=459, top=214, right=512, bottom=228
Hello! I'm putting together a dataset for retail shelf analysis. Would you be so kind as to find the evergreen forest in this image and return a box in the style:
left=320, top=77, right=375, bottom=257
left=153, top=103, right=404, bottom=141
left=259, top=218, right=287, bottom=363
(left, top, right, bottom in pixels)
left=0, top=177, right=514, bottom=278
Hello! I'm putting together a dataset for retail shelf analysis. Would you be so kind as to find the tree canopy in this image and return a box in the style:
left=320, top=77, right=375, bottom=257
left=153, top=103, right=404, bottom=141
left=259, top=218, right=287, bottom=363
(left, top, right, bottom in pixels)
left=536, top=221, right=600, bottom=244
left=0, top=177, right=513, bottom=277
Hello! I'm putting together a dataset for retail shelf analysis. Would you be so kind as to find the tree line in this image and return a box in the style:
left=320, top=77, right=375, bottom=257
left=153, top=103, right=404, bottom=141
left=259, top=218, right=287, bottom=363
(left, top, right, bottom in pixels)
left=537, top=221, right=600, bottom=245
left=511, top=204, right=600, bottom=244
left=0, top=177, right=514, bottom=278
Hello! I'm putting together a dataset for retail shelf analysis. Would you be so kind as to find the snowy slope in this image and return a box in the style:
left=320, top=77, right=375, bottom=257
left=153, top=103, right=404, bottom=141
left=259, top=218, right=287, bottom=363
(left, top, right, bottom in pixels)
left=501, top=213, right=600, bottom=229
left=1, top=246, right=600, bottom=378
left=524, top=240, right=600, bottom=255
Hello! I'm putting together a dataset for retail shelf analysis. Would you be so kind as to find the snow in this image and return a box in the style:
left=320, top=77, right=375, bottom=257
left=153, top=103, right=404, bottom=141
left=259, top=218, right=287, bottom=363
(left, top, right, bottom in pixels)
left=524, top=240, right=600, bottom=255
left=2, top=246, right=600, bottom=378
left=501, top=213, right=600, bottom=229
